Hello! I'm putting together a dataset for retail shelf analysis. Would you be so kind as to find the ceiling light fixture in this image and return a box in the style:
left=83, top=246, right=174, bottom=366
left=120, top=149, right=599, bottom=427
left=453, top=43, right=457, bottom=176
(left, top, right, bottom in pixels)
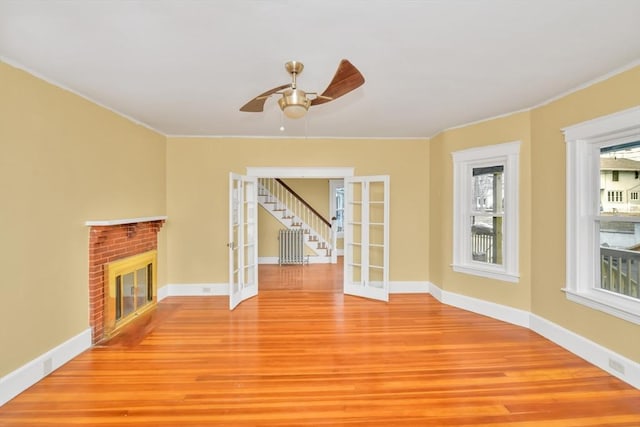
left=277, top=61, right=309, bottom=119
left=278, top=89, right=311, bottom=119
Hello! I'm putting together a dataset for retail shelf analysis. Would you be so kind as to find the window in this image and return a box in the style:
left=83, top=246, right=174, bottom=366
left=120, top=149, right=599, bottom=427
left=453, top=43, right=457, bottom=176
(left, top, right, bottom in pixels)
left=612, top=170, right=619, bottom=181
left=631, top=192, right=638, bottom=201
left=471, top=165, right=504, bottom=264
left=329, top=179, right=344, bottom=234
left=608, top=190, right=623, bottom=202
left=563, top=105, right=640, bottom=325
left=452, top=141, right=520, bottom=282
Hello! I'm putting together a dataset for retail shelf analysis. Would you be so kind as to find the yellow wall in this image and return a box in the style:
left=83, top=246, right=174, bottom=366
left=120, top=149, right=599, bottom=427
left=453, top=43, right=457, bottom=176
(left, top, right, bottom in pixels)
left=428, top=133, right=444, bottom=288
left=166, top=138, right=430, bottom=284
left=258, top=179, right=331, bottom=259
left=530, top=66, right=640, bottom=361
left=0, top=62, right=167, bottom=377
left=430, top=65, right=640, bottom=362
left=429, top=112, right=533, bottom=310
left=281, top=179, right=331, bottom=220
left=258, top=206, right=282, bottom=258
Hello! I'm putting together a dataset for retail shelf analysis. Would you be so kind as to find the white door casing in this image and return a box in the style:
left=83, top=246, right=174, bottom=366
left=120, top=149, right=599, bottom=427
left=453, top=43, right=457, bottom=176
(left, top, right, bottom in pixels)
left=229, top=173, right=259, bottom=310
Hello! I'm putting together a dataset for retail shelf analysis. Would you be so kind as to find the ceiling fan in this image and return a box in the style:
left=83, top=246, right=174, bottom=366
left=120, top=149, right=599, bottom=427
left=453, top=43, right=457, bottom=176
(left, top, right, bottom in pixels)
left=240, top=59, right=365, bottom=119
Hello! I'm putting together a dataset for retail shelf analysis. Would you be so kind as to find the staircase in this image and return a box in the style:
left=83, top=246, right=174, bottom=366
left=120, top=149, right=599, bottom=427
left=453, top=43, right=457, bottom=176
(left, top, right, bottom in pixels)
left=258, top=178, right=337, bottom=264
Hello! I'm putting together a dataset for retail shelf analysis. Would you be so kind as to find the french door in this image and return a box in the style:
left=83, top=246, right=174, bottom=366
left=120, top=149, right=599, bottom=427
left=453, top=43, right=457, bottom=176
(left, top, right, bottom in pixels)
left=343, top=175, right=390, bottom=301
left=228, top=173, right=258, bottom=310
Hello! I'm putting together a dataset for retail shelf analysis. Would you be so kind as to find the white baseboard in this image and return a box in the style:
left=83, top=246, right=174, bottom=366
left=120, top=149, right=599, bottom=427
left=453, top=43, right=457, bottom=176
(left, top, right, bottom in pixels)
left=0, top=328, right=92, bottom=407
left=429, top=281, right=640, bottom=389
left=157, top=284, right=170, bottom=301
left=390, top=281, right=430, bottom=294
left=258, top=256, right=332, bottom=264
left=530, top=314, right=640, bottom=389
left=162, top=283, right=229, bottom=297
left=161, top=281, right=431, bottom=298
left=309, top=257, right=332, bottom=264
left=428, top=282, right=530, bottom=328
left=258, top=257, right=279, bottom=264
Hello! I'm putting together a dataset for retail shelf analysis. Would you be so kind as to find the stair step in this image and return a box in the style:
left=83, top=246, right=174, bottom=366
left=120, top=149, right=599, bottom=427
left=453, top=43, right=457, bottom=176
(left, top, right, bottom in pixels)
left=258, top=182, right=332, bottom=258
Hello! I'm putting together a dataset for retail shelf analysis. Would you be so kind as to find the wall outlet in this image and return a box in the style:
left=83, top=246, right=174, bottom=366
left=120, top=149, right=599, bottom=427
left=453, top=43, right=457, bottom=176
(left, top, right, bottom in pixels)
left=608, top=358, right=626, bottom=375
left=202, top=287, right=212, bottom=294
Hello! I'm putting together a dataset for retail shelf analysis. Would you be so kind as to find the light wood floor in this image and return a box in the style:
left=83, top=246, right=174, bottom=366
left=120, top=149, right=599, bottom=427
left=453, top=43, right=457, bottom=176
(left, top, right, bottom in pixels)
left=1, top=261, right=640, bottom=426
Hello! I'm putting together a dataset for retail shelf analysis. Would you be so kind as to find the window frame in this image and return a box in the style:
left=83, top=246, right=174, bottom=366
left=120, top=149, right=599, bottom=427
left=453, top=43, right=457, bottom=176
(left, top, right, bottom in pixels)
left=452, top=141, right=520, bottom=283
left=563, top=105, right=640, bottom=325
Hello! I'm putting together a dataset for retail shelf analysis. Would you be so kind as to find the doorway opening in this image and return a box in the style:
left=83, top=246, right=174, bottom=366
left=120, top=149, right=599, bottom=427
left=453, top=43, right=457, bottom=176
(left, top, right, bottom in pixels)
left=230, top=167, right=389, bottom=309
left=247, top=167, right=354, bottom=268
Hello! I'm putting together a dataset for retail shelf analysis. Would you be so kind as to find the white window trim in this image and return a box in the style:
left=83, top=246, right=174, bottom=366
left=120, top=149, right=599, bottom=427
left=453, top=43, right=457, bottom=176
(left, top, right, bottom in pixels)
left=563, top=105, right=640, bottom=325
left=452, top=141, right=520, bottom=283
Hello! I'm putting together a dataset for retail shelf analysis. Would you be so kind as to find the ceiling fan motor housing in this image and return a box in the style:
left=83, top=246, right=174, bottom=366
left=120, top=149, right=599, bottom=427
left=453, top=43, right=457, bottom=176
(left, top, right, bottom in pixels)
left=278, top=89, right=311, bottom=119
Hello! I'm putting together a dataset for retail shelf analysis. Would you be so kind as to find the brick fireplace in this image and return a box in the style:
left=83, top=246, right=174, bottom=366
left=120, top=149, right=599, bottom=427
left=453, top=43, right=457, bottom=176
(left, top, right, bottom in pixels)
left=87, top=217, right=165, bottom=343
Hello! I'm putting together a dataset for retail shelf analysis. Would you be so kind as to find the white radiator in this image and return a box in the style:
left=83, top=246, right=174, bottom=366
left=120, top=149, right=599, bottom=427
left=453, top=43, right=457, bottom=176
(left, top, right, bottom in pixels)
left=278, top=229, right=305, bottom=265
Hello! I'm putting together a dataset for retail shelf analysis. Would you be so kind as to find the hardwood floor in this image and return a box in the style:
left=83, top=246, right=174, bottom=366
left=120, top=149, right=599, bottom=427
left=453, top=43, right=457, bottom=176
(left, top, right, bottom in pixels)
left=1, top=261, right=639, bottom=426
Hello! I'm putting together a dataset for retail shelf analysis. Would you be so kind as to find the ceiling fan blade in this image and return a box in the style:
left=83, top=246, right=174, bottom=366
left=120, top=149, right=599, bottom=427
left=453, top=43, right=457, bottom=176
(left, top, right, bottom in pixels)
left=240, top=84, right=290, bottom=112
left=311, top=59, right=365, bottom=106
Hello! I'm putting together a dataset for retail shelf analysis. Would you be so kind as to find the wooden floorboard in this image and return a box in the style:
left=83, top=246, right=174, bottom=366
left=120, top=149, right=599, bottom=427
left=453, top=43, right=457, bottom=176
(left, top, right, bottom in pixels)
left=1, top=262, right=639, bottom=426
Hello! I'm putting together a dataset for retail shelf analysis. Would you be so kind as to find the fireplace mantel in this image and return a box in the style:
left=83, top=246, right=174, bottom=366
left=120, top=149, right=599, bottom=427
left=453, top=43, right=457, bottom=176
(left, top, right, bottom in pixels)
left=85, top=215, right=167, bottom=227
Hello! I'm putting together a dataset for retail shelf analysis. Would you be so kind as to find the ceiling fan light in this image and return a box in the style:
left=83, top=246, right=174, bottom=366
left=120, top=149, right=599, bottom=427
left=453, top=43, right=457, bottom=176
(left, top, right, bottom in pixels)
left=282, top=104, right=308, bottom=119
left=278, top=89, right=310, bottom=119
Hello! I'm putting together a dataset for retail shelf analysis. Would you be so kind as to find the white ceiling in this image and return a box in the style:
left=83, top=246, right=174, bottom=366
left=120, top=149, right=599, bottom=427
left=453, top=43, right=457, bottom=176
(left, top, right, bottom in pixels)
left=1, top=0, right=640, bottom=139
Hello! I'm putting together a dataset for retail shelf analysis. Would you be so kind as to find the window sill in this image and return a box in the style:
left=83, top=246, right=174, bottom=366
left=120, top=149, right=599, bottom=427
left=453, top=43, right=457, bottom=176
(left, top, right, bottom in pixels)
left=563, top=288, right=640, bottom=325
left=452, top=264, right=519, bottom=283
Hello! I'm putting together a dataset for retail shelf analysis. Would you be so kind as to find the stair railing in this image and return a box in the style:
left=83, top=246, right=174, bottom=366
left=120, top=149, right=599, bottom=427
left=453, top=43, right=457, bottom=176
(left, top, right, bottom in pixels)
left=259, top=178, right=334, bottom=257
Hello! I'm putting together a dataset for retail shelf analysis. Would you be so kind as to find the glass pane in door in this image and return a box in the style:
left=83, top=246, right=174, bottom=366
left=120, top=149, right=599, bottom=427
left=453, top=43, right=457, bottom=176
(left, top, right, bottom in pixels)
left=346, top=181, right=363, bottom=286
